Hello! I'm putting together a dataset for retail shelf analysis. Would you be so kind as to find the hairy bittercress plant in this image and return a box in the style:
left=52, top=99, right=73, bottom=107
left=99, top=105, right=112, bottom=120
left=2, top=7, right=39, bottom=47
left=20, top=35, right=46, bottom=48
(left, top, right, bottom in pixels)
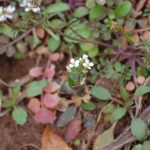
left=66, top=54, right=94, bottom=87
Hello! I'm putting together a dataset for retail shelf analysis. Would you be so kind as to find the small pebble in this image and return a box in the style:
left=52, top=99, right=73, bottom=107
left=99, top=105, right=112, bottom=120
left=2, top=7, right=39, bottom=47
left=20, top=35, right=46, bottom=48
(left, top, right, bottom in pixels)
left=136, top=76, right=145, bottom=84
left=125, top=81, right=135, bottom=91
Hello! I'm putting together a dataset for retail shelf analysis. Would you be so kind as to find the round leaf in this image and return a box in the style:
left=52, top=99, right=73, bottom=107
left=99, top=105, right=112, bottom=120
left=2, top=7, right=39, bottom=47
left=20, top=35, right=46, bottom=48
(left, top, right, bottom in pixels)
left=48, top=36, right=61, bottom=52
left=26, top=79, right=48, bottom=97
left=131, top=118, right=148, bottom=141
left=12, top=107, right=27, bottom=125
left=115, top=1, right=132, bottom=18
left=134, top=86, right=150, bottom=97
left=112, top=107, right=126, bottom=121
left=46, top=2, right=70, bottom=13
left=90, top=86, right=111, bottom=100
left=142, top=141, right=150, bottom=150
left=131, top=145, right=142, bottom=150
left=81, top=101, right=96, bottom=110
left=73, top=7, right=89, bottom=18
left=89, top=4, right=104, bottom=20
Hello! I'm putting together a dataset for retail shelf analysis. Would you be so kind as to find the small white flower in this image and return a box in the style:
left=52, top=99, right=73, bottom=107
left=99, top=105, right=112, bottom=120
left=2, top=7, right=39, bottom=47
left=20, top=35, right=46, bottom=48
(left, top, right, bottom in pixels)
left=20, top=0, right=41, bottom=13
left=32, top=7, right=40, bottom=13
left=83, top=54, right=88, bottom=59
left=74, top=60, right=80, bottom=67
left=0, top=5, right=16, bottom=22
left=83, top=58, right=94, bottom=69
left=69, top=64, right=74, bottom=68
left=6, top=5, right=16, bottom=13
left=70, top=58, right=75, bottom=64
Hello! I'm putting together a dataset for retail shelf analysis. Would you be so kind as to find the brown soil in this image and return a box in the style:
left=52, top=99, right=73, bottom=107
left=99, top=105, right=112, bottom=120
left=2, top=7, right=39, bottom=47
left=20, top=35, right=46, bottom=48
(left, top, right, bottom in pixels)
left=0, top=114, right=43, bottom=150
left=0, top=55, right=43, bottom=150
left=0, top=55, right=36, bottom=82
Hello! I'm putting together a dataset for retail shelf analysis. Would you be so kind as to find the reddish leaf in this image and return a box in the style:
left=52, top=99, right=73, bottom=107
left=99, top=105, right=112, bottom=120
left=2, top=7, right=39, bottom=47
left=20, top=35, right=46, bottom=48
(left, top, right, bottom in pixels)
left=34, top=108, right=56, bottom=124
left=41, top=126, right=71, bottom=150
left=27, top=98, right=41, bottom=113
left=49, top=53, right=60, bottom=62
left=66, top=118, right=81, bottom=142
left=43, top=64, right=55, bottom=78
left=43, top=93, right=60, bottom=109
left=44, top=82, right=60, bottom=93
left=29, top=67, right=43, bottom=77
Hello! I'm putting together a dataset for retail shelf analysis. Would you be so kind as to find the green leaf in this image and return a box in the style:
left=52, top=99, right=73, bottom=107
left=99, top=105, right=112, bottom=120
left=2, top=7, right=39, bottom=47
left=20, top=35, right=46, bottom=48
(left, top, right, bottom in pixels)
left=115, top=1, right=132, bottom=18
left=50, top=19, right=65, bottom=29
left=88, top=45, right=99, bottom=58
left=89, top=4, right=104, bottom=20
left=64, top=23, right=92, bottom=43
left=46, top=2, right=70, bottom=14
left=93, top=123, right=115, bottom=150
left=73, top=7, right=89, bottom=18
left=26, top=79, right=48, bottom=97
left=90, top=86, right=111, bottom=101
left=131, top=144, right=143, bottom=150
left=81, top=101, right=96, bottom=110
left=102, top=103, right=115, bottom=114
left=3, top=98, right=16, bottom=108
left=12, top=107, right=27, bottom=125
left=48, top=35, right=61, bottom=52
left=0, top=24, right=15, bottom=39
left=120, top=86, right=129, bottom=101
left=142, top=141, right=150, bottom=150
left=80, top=42, right=95, bottom=51
left=86, top=0, right=95, bottom=9
left=134, top=86, right=150, bottom=97
left=112, top=107, right=126, bottom=121
left=131, top=118, right=148, bottom=141
left=11, top=85, right=21, bottom=100
left=3, top=85, right=20, bottom=108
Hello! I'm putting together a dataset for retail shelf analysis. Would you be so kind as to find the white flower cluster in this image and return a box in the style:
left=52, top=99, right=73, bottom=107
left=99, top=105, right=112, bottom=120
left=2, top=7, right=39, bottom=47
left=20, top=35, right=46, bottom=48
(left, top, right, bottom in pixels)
left=0, top=5, right=16, bottom=22
left=20, top=0, right=40, bottom=13
left=66, top=54, right=94, bottom=71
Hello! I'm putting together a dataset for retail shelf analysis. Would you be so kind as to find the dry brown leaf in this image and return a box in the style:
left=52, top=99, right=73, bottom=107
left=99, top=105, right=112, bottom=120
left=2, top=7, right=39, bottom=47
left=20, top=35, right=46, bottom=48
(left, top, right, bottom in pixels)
left=143, top=31, right=150, bottom=41
left=36, top=27, right=45, bottom=39
left=41, top=126, right=72, bottom=150
left=131, top=34, right=140, bottom=44
left=72, top=95, right=82, bottom=107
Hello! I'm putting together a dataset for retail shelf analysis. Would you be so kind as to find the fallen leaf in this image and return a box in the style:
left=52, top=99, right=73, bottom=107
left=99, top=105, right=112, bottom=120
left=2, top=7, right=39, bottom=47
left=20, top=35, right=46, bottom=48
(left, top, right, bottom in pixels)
left=41, top=126, right=72, bottom=150
left=42, top=93, right=60, bottom=109
left=29, top=67, right=43, bottom=77
left=34, top=108, right=56, bottom=124
left=72, top=95, right=82, bottom=107
left=27, top=98, right=41, bottom=113
left=44, top=82, right=60, bottom=93
left=93, top=123, right=116, bottom=150
left=131, top=34, right=140, bottom=44
left=57, top=106, right=77, bottom=127
left=143, top=31, right=150, bottom=41
left=66, top=118, right=81, bottom=142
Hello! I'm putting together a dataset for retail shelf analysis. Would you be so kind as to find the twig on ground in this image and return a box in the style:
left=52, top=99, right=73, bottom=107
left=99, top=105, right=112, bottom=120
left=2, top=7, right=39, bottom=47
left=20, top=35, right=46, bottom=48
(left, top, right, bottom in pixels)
left=0, top=79, right=14, bottom=87
left=4, top=28, right=33, bottom=48
left=99, top=105, right=150, bottom=150
left=46, top=27, right=117, bottom=49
